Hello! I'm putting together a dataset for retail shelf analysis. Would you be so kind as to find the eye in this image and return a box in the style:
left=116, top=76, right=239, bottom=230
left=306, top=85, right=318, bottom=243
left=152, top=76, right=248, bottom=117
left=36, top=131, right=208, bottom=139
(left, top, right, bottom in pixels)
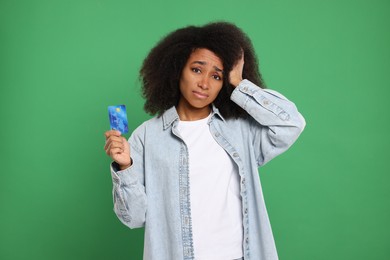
left=191, top=68, right=201, bottom=73
left=212, top=75, right=222, bottom=81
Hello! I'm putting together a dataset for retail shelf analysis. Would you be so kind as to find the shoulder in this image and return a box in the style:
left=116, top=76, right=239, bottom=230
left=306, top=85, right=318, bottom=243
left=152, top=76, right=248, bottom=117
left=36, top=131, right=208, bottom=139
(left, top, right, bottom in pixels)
left=127, top=116, right=161, bottom=153
left=131, top=116, right=162, bottom=139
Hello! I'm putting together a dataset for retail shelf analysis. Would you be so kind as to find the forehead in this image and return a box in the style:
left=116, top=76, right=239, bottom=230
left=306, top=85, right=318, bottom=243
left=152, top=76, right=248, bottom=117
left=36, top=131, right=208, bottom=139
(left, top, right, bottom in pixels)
left=187, top=48, right=223, bottom=69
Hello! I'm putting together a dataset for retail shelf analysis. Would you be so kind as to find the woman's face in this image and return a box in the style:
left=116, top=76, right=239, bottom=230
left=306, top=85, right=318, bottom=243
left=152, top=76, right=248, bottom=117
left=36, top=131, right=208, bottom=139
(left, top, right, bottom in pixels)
left=177, top=48, right=224, bottom=120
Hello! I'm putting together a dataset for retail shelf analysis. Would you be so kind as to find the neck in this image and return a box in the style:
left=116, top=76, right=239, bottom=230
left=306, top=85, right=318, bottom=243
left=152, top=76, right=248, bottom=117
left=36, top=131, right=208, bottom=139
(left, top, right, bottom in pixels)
left=176, top=105, right=211, bottom=121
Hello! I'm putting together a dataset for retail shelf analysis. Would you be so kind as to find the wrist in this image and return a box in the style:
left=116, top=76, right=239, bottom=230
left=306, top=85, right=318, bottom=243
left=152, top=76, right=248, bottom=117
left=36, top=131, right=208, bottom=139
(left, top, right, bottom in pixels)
left=230, top=78, right=242, bottom=87
left=119, top=159, right=132, bottom=170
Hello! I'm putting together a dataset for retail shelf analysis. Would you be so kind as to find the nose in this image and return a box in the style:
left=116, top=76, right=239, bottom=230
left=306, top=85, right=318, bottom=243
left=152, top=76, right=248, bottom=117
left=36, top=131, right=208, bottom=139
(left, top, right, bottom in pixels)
left=198, top=76, right=209, bottom=90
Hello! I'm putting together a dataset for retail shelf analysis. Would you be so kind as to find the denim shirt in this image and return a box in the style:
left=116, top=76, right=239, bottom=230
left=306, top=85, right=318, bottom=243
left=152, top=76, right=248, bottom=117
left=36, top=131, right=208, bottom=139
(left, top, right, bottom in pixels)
left=110, top=80, right=306, bottom=260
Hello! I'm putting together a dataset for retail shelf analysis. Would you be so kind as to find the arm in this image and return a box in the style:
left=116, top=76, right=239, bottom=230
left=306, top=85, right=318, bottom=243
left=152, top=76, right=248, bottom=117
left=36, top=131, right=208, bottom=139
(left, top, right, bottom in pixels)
left=229, top=54, right=306, bottom=166
left=105, top=129, right=147, bottom=228
left=231, top=80, right=306, bottom=166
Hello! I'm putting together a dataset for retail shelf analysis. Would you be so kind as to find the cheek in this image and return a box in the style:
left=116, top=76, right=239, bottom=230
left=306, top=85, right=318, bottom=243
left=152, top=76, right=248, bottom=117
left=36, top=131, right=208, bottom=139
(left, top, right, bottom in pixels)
left=211, top=85, right=223, bottom=99
left=179, top=75, right=188, bottom=91
left=216, top=82, right=224, bottom=94
left=180, top=72, right=192, bottom=88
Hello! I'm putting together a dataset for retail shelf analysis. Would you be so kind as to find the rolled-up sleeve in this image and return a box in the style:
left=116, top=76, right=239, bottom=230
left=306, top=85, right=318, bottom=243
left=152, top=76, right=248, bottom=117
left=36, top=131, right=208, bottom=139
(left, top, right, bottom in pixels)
left=231, top=79, right=306, bottom=166
left=111, top=128, right=147, bottom=229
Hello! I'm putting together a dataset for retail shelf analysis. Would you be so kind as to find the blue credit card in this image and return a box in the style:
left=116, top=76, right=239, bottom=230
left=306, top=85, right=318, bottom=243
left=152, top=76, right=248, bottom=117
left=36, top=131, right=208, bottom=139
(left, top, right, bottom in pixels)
left=108, top=105, right=128, bottom=134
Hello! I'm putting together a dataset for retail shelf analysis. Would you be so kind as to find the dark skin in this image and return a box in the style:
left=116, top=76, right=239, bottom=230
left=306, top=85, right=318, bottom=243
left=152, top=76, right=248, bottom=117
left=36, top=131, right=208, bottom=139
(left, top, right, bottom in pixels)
left=104, top=49, right=244, bottom=170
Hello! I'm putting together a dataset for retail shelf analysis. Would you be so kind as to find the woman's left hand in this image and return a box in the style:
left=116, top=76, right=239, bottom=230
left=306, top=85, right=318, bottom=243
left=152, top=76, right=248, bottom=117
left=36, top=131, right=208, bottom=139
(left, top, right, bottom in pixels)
left=229, top=52, right=244, bottom=87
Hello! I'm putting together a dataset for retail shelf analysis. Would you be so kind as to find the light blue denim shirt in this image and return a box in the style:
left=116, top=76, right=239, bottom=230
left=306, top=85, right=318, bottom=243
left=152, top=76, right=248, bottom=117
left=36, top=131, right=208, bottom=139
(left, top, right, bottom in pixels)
left=110, top=80, right=305, bottom=260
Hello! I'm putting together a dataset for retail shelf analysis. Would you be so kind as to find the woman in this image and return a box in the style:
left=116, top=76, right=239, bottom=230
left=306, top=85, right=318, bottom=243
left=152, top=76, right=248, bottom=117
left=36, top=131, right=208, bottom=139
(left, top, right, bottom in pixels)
left=104, top=22, right=305, bottom=260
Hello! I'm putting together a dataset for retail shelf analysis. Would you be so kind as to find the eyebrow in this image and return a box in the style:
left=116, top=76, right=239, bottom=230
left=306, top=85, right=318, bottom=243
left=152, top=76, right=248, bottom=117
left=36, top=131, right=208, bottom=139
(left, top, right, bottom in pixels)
left=191, top=61, right=223, bottom=72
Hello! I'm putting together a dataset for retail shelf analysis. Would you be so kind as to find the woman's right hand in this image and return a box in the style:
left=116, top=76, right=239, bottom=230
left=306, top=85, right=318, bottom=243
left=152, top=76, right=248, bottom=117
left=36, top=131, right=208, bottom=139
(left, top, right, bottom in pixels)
left=104, top=130, right=132, bottom=170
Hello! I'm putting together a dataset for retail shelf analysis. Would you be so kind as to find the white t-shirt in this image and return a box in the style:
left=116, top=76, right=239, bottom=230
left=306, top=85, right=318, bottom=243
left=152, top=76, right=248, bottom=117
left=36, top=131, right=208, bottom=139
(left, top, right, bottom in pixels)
left=177, top=114, right=243, bottom=260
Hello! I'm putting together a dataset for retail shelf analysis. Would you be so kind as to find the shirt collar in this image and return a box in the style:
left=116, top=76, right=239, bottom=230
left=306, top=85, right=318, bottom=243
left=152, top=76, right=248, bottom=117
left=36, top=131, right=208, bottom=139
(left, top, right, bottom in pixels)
left=210, top=104, right=225, bottom=123
left=162, top=107, right=179, bottom=130
left=162, top=104, right=225, bottom=130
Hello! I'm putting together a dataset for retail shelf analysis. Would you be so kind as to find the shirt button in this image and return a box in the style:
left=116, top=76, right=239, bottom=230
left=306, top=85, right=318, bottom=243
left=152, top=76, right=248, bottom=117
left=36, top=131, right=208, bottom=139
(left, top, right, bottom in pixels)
left=242, top=178, right=246, bottom=184
left=245, top=208, right=248, bottom=214
left=263, top=99, right=270, bottom=105
left=214, top=132, right=220, bottom=137
left=233, top=152, right=239, bottom=157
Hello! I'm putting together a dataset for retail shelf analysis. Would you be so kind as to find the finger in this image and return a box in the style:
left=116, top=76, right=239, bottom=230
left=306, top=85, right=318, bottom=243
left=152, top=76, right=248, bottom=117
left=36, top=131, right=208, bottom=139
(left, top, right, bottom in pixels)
left=110, top=141, right=125, bottom=150
left=105, top=140, right=125, bottom=153
left=121, top=137, right=130, bottom=155
left=104, top=135, right=124, bottom=149
left=108, top=147, right=125, bottom=157
left=121, top=137, right=129, bottom=146
left=105, top=140, right=125, bottom=154
left=106, top=135, right=123, bottom=144
left=104, top=130, right=122, bottom=140
left=104, top=130, right=122, bottom=139
left=105, top=141, right=119, bottom=153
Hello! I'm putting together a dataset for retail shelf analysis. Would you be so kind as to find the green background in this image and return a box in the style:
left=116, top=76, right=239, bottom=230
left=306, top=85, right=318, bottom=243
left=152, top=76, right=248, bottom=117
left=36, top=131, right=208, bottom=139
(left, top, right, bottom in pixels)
left=1, top=0, right=389, bottom=259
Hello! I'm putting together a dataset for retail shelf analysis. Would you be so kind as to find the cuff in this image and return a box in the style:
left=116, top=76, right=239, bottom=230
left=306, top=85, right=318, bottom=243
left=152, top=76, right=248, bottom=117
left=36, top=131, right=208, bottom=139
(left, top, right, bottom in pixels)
left=110, top=161, right=137, bottom=186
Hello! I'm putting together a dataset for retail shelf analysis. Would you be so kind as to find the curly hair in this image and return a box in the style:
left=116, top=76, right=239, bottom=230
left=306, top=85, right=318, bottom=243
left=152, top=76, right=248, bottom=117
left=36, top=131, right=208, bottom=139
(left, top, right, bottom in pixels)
left=140, top=21, right=265, bottom=119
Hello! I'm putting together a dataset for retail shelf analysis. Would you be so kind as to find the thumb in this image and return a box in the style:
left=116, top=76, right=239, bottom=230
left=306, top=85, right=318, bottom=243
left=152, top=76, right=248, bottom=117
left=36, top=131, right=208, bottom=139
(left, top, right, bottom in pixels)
left=122, top=137, right=130, bottom=154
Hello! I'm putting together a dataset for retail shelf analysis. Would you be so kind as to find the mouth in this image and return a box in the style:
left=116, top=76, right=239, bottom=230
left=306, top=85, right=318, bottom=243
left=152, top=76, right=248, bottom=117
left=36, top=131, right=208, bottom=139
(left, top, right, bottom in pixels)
left=192, top=91, right=208, bottom=99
